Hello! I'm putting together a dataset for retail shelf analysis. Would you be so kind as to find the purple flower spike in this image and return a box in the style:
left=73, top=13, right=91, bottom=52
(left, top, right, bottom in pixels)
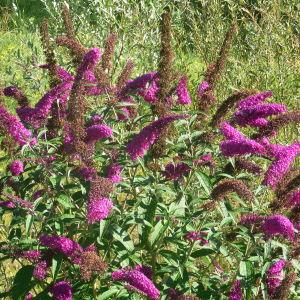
left=112, top=267, right=160, bottom=300
left=0, top=104, right=34, bottom=146
left=4, top=194, right=33, bottom=210
left=220, top=139, right=265, bottom=157
left=3, top=86, right=28, bottom=106
left=83, top=70, right=102, bottom=96
left=85, top=124, right=113, bottom=144
left=24, top=293, right=33, bottom=300
left=106, top=163, right=122, bottom=183
left=134, top=265, right=153, bottom=279
left=240, top=214, right=264, bottom=225
left=176, top=76, right=192, bottom=105
left=89, top=114, right=102, bottom=125
left=162, top=162, right=191, bottom=181
left=16, top=81, right=73, bottom=128
left=266, top=259, right=286, bottom=297
left=18, top=250, right=41, bottom=262
left=229, top=280, right=243, bottom=300
left=39, top=235, right=83, bottom=263
left=220, top=122, right=245, bottom=140
left=237, top=91, right=273, bottom=108
left=33, top=260, right=48, bottom=280
left=87, top=198, right=113, bottom=224
left=185, top=231, right=208, bottom=245
left=138, top=79, right=159, bottom=104
left=0, top=201, right=15, bottom=208
left=123, top=71, right=157, bottom=93
left=10, top=160, right=24, bottom=176
left=39, top=64, right=75, bottom=82
left=78, top=48, right=101, bottom=76
left=126, top=114, right=187, bottom=160
left=262, top=215, right=295, bottom=240
left=285, top=189, right=300, bottom=208
left=194, top=154, right=213, bottom=166
left=78, top=166, right=97, bottom=181
left=235, top=103, right=287, bottom=126
left=197, top=81, right=210, bottom=97
left=263, top=142, right=300, bottom=188
left=246, top=118, right=269, bottom=127
left=50, top=281, right=72, bottom=300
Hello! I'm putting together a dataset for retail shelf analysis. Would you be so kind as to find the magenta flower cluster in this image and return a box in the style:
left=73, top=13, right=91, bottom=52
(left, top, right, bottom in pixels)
left=229, top=280, right=243, bottom=300
left=9, top=160, right=24, bottom=176
left=241, top=213, right=295, bottom=241
left=16, top=82, right=72, bottom=128
left=237, top=91, right=273, bottom=109
left=220, top=122, right=265, bottom=157
left=261, top=214, right=295, bottom=241
left=263, top=142, right=300, bottom=188
left=194, top=153, right=213, bottom=166
left=126, top=114, right=187, bottom=160
left=176, top=76, right=192, bottom=105
left=285, top=189, right=300, bottom=208
left=162, top=162, right=191, bottom=181
left=197, top=80, right=210, bottom=97
left=112, top=266, right=160, bottom=300
left=50, top=281, right=73, bottom=300
left=78, top=166, right=97, bottom=181
left=106, top=163, right=122, bottom=183
left=235, top=103, right=286, bottom=127
left=0, top=104, right=34, bottom=146
left=85, top=124, right=113, bottom=144
left=87, top=198, right=113, bottom=224
left=39, top=235, right=83, bottom=263
left=185, top=231, right=208, bottom=245
left=266, top=259, right=286, bottom=296
left=33, top=260, right=49, bottom=280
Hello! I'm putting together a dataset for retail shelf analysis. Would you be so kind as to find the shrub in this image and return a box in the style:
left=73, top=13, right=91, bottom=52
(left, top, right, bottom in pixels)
left=0, top=4, right=300, bottom=300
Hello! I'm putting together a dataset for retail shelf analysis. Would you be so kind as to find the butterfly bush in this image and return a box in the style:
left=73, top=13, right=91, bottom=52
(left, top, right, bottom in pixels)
left=229, top=280, right=243, bottom=300
left=106, top=163, right=122, bottom=183
left=126, top=114, right=187, bottom=160
left=87, top=197, right=113, bottom=224
left=176, top=76, right=192, bottom=105
left=112, top=267, right=160, bottom=300
left=1, top=6, right=300, bottom=300
left=0, top=104, right=34, bottom=146
left=85, top=124, right=113, bottom=143
left=9, top=160, right=24, bottom=176
left=50, top=281, right=73, bottom=300
left=266, top=259, right=286, bottom=297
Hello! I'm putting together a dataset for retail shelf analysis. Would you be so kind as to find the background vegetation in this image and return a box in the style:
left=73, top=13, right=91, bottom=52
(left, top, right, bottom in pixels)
left=0, top=0, right=299, bottom=111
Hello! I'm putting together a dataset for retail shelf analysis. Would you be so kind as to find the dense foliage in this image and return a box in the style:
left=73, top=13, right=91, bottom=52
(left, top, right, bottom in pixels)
left=0, top=3, right=300, bottom=300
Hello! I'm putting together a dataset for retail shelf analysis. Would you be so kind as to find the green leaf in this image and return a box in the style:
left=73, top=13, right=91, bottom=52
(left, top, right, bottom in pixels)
left=191, top=248, right=215, bottom=258
left=112, top=227, right=134, bottom=252
left=58, top=214, right=75, bottom=220
left=239, top=260, right=252, bottom=277
left=195, top=172, right=211, bottom=195
left=52, top=257, right=62, bottom=280
left=11, top=265, right=34, bottom=300
left=149, top=220, right=164, bottom=246
left=97, top=287, right=120, bottom=300
left=98, top=219, right=107, bottom=242
left=25, top=214, right=33, bottom=236
left=56, top=194, right=74, bottom=208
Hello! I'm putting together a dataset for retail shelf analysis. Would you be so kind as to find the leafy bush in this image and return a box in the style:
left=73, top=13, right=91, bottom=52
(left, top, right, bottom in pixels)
left=0, top=4, right=300, bottom=300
